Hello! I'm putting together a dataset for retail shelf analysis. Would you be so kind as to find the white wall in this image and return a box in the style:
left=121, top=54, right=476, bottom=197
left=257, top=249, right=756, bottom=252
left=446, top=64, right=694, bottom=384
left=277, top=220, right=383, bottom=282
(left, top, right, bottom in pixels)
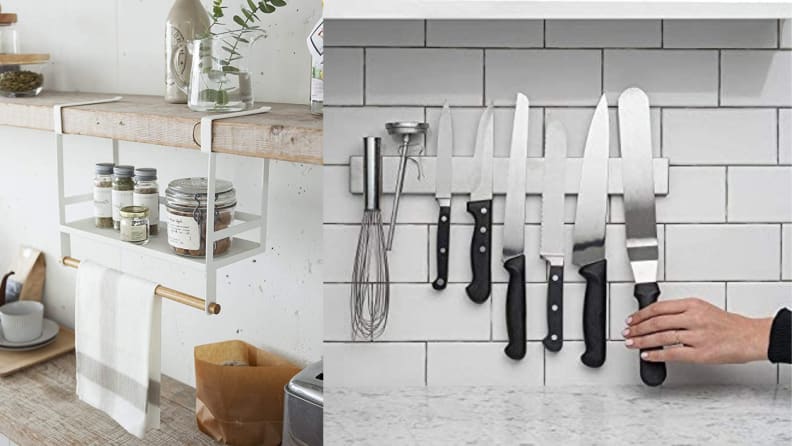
left=323, top=19, right=792, bottom=387
left=0, top=0, right=323, bottom=386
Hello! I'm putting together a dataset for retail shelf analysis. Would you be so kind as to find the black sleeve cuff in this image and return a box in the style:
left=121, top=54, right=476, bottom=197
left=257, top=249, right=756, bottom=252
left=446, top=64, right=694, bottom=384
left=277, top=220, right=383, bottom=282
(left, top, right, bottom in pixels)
left=768, top=308, right=791, bottom=364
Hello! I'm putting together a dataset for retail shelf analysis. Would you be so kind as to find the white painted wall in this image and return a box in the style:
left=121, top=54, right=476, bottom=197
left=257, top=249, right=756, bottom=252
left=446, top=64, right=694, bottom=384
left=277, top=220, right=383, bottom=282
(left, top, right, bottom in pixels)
left=323, top=19, right=792, bottom=387
left=0, top=0, right=323, bottom=386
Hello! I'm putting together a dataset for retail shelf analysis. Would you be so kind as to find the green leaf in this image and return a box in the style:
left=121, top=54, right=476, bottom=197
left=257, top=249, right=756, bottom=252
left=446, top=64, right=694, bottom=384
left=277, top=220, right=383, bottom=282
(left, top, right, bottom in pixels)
left=217, top=89, right=229, bottom=106
left=222, top=45, right=240, bottom=56
left=270, top=0, right=286, bottom=6
left=233, top=15, right=248, bottom=28
left=247, top=0, right=258, bottom=11
left=212, top=6, right=224, bottom=17
left=259, top=2, right=276, bottom=13
left=222, top=65, right=240, bottom=73
left=237, top=37, right=250, bottom=44
left=199, top=89, right=218, bottom=103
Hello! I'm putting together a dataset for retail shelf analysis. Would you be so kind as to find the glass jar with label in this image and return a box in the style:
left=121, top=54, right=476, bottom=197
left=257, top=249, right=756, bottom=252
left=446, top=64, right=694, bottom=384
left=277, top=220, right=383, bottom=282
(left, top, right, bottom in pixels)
left=165, top=178, right=236, bottom=257
left=112, top=165, right=135, bottom=230
left=93, top=162, right=114, bottom=228
left=133, top=168, right=159, bottom=235
left=119, top=206, right=150, bottom=245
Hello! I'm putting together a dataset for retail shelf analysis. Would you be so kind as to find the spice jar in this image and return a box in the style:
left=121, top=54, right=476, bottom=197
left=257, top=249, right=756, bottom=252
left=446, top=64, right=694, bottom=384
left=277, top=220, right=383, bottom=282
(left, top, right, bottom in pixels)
left=93, top=162, right=114, bottom=228
left=119, top=206, right=150, bottom=245
left=165, top=178, right=236, bottom=257
left=112, top=165, right=135, bottom=230
left=133, top=168, right=160, bottom=235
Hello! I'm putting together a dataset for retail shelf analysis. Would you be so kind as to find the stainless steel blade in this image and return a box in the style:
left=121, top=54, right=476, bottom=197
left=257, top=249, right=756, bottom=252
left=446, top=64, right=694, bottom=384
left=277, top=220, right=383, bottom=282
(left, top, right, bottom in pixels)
left=539, top=120, right=567, bottom=267
left=572, top=95, right=610, bottom=267
left=618, top=87, right=659, bottom=284
left=435, top=103, right=453, bottom=207
left=502, top=94, right=530, bottom=260
left=469, top=105, right=494, bottom=202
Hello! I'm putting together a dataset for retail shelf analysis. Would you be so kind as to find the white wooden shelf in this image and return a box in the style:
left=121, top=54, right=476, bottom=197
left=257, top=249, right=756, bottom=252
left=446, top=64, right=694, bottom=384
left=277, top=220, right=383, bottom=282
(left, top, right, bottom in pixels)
left=325, top=0, right=792, bottom=20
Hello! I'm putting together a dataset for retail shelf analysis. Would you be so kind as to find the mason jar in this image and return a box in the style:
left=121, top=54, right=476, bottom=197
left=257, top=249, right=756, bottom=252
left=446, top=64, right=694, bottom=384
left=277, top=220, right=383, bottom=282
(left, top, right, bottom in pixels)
left=112, top=165, right=135, bottom=230
left=133, top=168, right=160, bottom=235
left=165, top=178, right=236, bottom=257
left=119, top=206, right=150, bottom=245
left=93, top=162, right=114, bottom=228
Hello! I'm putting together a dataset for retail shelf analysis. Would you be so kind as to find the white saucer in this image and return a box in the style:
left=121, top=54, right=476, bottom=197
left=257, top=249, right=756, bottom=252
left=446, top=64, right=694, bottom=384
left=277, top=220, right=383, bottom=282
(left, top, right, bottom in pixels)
left=0, top=319, right=59, bottom=350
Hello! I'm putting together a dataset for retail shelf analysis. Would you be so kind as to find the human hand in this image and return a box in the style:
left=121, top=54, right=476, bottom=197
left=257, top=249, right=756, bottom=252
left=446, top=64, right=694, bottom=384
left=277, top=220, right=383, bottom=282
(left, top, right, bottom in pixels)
left=623, top=298, right=773, bottom=364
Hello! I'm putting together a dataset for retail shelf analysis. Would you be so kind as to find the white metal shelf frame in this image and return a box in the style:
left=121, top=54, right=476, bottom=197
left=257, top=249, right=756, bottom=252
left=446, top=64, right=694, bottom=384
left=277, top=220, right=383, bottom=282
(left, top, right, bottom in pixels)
left=54, top=98, right=273, bottom=314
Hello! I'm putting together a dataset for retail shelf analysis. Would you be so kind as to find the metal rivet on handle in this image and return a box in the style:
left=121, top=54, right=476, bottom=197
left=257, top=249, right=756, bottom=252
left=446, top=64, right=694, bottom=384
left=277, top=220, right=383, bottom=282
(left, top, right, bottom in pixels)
left=441, top=216, right=448, bottom=222
left=480, top=227, right=487, bottom=234
left=551, top=334, right=558, bottom=341
left=552, top=275, right=559, bottom=281
left=440, top=248, right=447, bottom=254
left=551, top=304, right=558, bottom=312
left=479, top=246, right=486, bottom=253
left=481, top=207, right=488, bottom=215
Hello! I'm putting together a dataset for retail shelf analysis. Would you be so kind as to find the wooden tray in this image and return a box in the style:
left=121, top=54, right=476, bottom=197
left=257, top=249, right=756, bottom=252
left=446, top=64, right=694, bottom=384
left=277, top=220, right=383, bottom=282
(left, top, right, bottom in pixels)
left=0, top=326, right=75, bottom=377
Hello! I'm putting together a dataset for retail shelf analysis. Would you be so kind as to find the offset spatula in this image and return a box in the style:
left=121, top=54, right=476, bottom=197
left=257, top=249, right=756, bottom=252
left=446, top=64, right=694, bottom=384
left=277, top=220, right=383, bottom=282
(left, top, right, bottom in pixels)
left=540, top=121, right=567, bottom=352
left=432, top=103, right=453, bottom=290
left=466, top=105, right=494, bottom=304
left=503, top=93, right=530, bottom=360
left=619, top=87, right=666, bottom=387
left=574, top=95, right=610, bottom=368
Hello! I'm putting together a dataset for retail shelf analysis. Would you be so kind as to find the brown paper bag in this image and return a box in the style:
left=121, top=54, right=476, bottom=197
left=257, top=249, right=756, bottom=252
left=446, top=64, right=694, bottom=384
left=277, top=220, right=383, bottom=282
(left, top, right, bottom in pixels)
left=195, top=340, right=301, bottom=446
left=5, top=246, right=46, bottom=303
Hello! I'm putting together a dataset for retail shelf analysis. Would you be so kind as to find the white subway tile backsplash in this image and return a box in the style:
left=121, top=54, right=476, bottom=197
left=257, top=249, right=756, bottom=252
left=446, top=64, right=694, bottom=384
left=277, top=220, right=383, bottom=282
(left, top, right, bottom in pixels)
left=780, top=109, right=792, bottom=164
left=728, top=167, right=792, bottom=222
left=609, top=282, right=726, bottom=340
left=324, top=20, right=425, bottom=47
left=721, top=51, right=792, bottom=106
left=324, top=48, right=364, bottom=105
left=604, top=50, right=719, bottom=106
left=727, top=283, right=792, bottom=317
left=426, top=342, right=544, bottom=386
left=545, top=108, right=661, bottom=157
left=486, top=50, right=602, bottom=106
left=325, top=284, right=490, bottom=341
left=427, top=20, right=543, bottom=48
left=324, top=166, right=363, bottom=223
left=612, top=167, right=726, bottom=223
left=782, top=20, right=792, bottom=48
left=324, top=342, right=426, bottom=387
left=366, top=49, right=484, bottom=106
left=323, top=107, right=425, bottom=165
left=546, top=20, right=661, bottom=48
left=666, top=361, right=778, bottom=385
left=784, top=225, right=792, bottom=280
left=545, top=342, right=640, bottom=385
left=662, top=109, right=777, bottom=165
left=666, top=225, right=781, bottom=281
left=324, top=224, right=428, bottom=282
left=663, top=20, right=778, bottom=48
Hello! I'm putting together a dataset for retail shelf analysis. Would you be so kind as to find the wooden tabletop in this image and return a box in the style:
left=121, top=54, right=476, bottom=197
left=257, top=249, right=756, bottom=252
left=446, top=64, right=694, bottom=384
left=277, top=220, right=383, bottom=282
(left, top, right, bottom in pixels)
left=0, top=92, right=323, bottom=165
left=0, top=354, right=220, bottom=446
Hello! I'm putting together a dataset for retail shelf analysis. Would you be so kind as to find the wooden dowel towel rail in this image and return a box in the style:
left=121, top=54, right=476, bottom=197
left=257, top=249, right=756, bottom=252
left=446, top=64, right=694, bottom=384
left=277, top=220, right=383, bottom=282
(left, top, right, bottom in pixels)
left=61, top=257, right=221, bottom=315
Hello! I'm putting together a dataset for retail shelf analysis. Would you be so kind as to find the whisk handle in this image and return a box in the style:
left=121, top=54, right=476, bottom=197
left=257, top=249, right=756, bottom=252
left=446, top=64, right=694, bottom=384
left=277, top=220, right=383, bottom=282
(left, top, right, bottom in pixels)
left=432, top=205, right=451, bottom=290
left=465, top=199, right=492, bottom=303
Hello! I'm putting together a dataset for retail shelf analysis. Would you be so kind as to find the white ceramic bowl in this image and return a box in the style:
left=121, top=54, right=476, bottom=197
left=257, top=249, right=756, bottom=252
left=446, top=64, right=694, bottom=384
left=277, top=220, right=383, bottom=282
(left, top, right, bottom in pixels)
left=0, top=301, right=44, bottom=342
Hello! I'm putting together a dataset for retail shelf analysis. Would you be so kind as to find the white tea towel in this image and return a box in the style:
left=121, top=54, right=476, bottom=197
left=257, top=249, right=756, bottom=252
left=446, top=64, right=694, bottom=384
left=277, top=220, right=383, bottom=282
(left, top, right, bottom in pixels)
left=75, top=260, right=162, bottom=438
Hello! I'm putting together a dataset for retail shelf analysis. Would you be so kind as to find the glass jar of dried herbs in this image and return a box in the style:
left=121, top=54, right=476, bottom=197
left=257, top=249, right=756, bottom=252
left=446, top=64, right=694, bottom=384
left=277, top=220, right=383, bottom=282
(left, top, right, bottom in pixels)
left=165, top=178, right=236, bottom=257
left=133, top=168, right=159, bottom=235
left=119, top=206, right=150, bottom=245
left=112, top=165, right=135, bottom=230
left=93, top=163, right=114, bottom=228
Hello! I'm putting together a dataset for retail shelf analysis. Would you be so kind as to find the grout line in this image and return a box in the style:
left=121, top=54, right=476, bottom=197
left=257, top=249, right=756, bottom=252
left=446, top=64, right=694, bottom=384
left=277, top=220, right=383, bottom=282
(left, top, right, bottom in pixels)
left=362, top=48, right=367, bottom=106
left=780, top=224, right=784, bottom=281
left=323, top=45, right=792, bottom=52
left=779, top=19, right=782, bottom=50
left=542, top=20, right=547, bottom=48
left=778, top=108, right=782, bottom=164
left=424, top=342, right=428, bottom=386
left=717, top=50, right=722, bottom=107
left=325, top=104, right=786, bottom=110
left=482, top=49, right=487, bottom=106
left=424, top=20, right=428, bottom=47
left=600, top=49, right=605, bottom=95
left=660, top=19, right=665, bottom=48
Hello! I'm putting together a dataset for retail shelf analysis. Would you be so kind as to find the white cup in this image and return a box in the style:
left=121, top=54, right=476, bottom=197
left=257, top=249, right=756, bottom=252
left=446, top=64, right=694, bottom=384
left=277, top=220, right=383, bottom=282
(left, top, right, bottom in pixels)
left=0, top=301, right=44, bottom=343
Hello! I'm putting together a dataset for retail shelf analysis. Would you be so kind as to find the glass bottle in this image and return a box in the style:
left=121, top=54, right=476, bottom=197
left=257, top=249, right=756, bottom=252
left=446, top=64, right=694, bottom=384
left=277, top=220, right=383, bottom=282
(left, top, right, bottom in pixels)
left=112, top=165, right=135, bottom=230
left=165, top=0, right=210, bottom=104
left=133, top=168, right=159, bottom=235
left=93, top=162, right=114, bottom=228
left=119, top=206, right=150, bottom=245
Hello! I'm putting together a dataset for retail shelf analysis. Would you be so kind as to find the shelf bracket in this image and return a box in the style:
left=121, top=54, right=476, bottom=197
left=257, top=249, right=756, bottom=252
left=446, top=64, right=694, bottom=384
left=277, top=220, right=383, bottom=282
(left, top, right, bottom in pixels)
left=53, top=96, right=123, bottom=260
left=198, top=106, right=272, bottom=314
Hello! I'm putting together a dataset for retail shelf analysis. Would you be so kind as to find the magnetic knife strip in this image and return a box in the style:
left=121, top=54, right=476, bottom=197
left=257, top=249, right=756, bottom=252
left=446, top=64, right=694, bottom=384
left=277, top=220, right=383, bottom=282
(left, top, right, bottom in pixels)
left=348, top=157, right=669, bottom=195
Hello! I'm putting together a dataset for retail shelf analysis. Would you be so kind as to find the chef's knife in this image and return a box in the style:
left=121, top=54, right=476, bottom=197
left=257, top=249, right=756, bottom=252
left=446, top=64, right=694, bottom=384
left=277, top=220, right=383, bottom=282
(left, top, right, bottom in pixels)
left=503, top=94, right=530, bottom=360
left=573, top=95, right=610, bottom=368
left=619, top=87, right=666, bottom=387
left=432, top=103, right=453, bottom=290
left=466, top=105, right=494, bottom=304
left=540, top=121, right=567, bottom=353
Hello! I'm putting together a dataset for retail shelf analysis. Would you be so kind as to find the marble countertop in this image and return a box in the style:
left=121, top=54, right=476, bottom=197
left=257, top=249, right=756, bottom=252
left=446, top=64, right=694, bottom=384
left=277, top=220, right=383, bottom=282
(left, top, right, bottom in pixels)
left=326, top=385, right=791, bottom=445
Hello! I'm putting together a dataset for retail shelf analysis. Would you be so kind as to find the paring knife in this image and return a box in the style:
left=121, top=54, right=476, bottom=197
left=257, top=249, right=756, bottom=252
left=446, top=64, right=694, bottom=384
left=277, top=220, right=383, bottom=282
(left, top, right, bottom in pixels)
left=432, top=103, right=453, bottom=290
left=573, top=95, right=610, bottom=368
left=466, top=104, right=494, bottom=304
left=503, top=93, right=529, bottom=360
left=619, top=87, right=666, bottom=387
left=540, top=121, right=567, bottom=353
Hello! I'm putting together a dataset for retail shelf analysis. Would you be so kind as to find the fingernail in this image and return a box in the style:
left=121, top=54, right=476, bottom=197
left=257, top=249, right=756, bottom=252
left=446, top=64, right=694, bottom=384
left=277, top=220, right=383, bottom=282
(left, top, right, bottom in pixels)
left=622, top=328, right=630, bottom=336
left=625, top=316, right=632, bottom=324
left=641, top=352, right=648, bottom=359
left=625, top=339, right=633, bottom=346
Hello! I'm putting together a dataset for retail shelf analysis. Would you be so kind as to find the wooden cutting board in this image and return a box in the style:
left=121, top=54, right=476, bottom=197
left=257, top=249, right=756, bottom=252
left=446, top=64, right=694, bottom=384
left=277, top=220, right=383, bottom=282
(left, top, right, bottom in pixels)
left=0, top=326, right=75, bottom=377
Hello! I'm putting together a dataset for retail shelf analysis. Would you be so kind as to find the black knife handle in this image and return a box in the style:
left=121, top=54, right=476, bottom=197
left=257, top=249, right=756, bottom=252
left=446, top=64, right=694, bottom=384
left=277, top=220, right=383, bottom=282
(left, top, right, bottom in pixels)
left=466, top=199, right=492, bottom=303
left=432, top=205, right=451, bottom=290
left=504, top=254, right=527, bottom=360
left=580, top=259, right=607, bottom=368
left=634, top=282, right=667, bottom=386
left=542, top=265, right=564, bottom=352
